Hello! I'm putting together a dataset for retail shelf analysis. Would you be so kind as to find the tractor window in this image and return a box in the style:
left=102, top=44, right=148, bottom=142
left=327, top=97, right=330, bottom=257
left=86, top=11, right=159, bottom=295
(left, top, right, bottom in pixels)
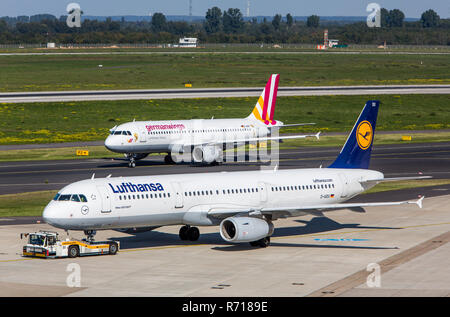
left=29, top=234, right=45, bottom=246
left=47, top=236, right=57, bottom=246
left=58, top=194, right=71, bottom=201
left=79, top=195, right=88, bottom=202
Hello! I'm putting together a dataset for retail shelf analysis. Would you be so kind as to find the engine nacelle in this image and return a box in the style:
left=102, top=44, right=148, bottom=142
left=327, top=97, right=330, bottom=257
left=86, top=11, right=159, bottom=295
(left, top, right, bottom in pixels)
left=219, top=216, right=274, bottom=243
left=192, top=145, right=221, bottom=163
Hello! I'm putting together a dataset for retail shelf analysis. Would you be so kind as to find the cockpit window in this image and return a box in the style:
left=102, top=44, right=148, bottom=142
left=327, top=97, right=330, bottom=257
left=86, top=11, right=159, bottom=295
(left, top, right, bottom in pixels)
left=71, top=194, right=80, bottom=202
left=53, top=193, right=60, bottom=201
left=111, top=130, right=131, bottom=136
left=80, top=195, right=88, bottom=202
left=58, top=194, right=71, bottom=201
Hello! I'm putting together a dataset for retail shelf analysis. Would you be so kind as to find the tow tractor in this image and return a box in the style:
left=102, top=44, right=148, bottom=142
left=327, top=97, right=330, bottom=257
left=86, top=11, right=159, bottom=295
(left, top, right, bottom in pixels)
left=21, top=231, right=119, bottom=258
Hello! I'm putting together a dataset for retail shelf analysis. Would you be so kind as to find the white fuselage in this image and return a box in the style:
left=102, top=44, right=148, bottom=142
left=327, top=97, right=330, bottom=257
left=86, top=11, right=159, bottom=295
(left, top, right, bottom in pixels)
left=43, top=168, right=383, bottom=231
left=104, top=118, right=273, bottom=154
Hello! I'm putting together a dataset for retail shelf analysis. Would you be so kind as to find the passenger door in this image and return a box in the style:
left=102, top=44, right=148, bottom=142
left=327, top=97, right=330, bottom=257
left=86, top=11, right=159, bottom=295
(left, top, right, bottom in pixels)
left=171, top=182, right=184, bottom=208
left=338, top=173, right=349, bottom=198
left=97, top=186, right=112, bottom=213
left=258, top=182, right=268, bottom=203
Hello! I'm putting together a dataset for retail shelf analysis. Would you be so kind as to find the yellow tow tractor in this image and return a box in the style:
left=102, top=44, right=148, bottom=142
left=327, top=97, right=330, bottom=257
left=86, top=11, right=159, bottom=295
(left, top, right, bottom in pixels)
left=21, top=231, right=119, bottom=258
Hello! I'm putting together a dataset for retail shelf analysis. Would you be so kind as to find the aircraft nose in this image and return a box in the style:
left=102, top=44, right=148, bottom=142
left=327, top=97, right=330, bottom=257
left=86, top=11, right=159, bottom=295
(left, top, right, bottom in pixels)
left=105, top=135, right=114, bottom=150
left=42, top=203, right=66, bottom=229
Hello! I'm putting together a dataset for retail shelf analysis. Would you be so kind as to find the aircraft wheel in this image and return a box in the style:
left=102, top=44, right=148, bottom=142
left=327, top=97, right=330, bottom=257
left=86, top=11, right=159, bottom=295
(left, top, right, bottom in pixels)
left=128, top=162, right=136, bottom=168
left=250, top=237, right=270, bottom=248
left=187, top=227, right=200, bottom=241
left=258, top=237, right=270, bottom=248
left=164, top=154, right=175, bottom=164
left=179, top=225, right=189, bottom=240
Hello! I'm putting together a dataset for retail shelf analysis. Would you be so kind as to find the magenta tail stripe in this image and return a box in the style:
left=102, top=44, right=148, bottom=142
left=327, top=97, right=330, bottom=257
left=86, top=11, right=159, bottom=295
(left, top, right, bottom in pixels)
left=262, top=76, right=271, bottom=122
left=270, top=75, right=279, bottom=121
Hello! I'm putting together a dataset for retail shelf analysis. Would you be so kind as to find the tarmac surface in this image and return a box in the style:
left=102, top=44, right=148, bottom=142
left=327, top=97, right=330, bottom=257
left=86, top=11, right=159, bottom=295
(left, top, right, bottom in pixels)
left=1, top=85, right=449, bottom=103
left=0, top=193, right=449, bottom=297
left=0, top=141, right=449, bottom=297
left=0, top=141, right=449, bottom=196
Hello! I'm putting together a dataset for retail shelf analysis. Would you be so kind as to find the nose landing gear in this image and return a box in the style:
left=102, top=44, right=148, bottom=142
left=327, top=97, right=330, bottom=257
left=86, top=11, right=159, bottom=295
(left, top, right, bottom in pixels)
left=83, top=230, right=97, bottom=242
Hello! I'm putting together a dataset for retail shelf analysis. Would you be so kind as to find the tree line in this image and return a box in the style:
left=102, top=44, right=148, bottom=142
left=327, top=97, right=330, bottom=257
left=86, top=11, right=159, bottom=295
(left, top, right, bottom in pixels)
left=0, top=8, right=448, bottom=45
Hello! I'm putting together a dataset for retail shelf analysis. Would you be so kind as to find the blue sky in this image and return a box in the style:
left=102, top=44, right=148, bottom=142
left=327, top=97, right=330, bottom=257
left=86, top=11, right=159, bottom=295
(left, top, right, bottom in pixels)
left=0, top=0, right=448, bottom=18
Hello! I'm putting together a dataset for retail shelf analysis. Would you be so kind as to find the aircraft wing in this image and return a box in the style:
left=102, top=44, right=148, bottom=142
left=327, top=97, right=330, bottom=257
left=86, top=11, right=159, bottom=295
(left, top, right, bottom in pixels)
left=208, top=196, right=424, bottom=218
left=176, top=132, right=321, bottom=148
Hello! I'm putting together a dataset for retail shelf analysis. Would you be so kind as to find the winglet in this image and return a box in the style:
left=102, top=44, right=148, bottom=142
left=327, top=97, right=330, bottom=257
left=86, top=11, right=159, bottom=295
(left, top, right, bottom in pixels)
left=315, top=131, right=321, bottom=140
left=416, top=196, right=425, bottom=209
left=91, top=173, right=95, bottom=180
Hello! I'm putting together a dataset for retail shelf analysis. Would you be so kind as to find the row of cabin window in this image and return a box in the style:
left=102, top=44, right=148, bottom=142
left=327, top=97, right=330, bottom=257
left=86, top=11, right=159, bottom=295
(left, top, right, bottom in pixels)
left=184, top=187, right=259, bottom=197
left=271, top=183, right=335, bottom=192
left=118, top=192, right=171, bottom=201
left=149, top=128, right=252, bottom=135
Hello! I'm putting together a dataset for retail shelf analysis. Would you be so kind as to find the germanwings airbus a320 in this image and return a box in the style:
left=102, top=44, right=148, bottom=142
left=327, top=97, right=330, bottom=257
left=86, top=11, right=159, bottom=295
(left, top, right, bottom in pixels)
left=104, top=74, right=318, bottom=167
left=43, top=100, right=429, bottom=248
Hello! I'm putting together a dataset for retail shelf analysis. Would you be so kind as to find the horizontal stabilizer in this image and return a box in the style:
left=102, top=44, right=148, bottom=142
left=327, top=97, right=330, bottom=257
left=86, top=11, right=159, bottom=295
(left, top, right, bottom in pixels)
left=360, top=175, right=432, bottom=185
left=269, top=123, right=316, bottom=128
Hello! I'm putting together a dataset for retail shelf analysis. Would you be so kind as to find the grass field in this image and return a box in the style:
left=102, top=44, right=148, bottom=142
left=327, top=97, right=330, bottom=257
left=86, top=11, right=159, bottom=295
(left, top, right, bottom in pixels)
left=0, top=52, right=449, bottom=92
left=2, top=179, right=449, bottom=217
left=0, top=94, right=449, bottom=145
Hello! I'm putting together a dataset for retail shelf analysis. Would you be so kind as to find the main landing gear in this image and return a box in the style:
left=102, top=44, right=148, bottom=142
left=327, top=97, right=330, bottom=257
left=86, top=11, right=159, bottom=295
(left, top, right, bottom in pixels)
left=179, top=225, right=200, bottom=241
left=249, top=237, right=271, bottom=248
left=164, top=154, right=175, bottom=164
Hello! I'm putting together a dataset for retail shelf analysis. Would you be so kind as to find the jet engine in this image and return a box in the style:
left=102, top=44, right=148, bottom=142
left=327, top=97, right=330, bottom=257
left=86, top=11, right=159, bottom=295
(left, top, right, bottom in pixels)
left=192, top=145, right=221, bottom=164
left=219, top=216, right=274, bottom=243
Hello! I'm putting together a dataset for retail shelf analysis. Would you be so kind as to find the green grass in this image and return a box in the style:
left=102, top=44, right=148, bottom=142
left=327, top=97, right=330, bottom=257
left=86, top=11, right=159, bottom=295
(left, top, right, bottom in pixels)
left=0, top=94, right=449, bottom=145
left=0, top=190, right=57, bottom=217
left=1, top=178, right=449, bottom=217
left=0, top=52, right=449, bottom=92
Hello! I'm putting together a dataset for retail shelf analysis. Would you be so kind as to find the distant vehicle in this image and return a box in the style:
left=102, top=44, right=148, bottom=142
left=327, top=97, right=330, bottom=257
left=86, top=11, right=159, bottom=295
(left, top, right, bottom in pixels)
left=105, top=74, right=318, bottom=167
left=44, top=100, right=428, bottom=248
left=21, top=231, right=118, bottom=258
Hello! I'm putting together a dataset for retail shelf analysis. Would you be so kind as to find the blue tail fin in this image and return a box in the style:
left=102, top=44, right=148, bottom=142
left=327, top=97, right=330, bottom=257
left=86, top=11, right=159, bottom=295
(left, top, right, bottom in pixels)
left=328, top=100, right=380, bottom=169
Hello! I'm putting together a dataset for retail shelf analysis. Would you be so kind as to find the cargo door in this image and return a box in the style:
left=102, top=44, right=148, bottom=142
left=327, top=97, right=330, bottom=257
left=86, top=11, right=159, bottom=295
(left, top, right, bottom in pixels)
left=97, top=186, right=112, bottom=213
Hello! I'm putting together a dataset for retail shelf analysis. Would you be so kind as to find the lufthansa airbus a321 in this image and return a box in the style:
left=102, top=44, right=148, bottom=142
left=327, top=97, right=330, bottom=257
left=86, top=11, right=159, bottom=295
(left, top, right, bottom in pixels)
left=43, top=100, right=429, bottom=247
left=104, top=74, right=318, bottom=167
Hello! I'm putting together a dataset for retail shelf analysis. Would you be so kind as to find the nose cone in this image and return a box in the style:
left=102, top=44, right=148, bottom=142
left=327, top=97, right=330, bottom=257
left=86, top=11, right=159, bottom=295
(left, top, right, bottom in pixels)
left=105, top=135, right=114, bottom=151
left=42, top=202, right=67, bottom=229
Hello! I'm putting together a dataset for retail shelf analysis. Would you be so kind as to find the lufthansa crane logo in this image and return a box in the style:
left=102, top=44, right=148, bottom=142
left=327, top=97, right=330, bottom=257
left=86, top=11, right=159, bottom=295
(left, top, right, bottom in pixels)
left=356, top=120, right=373, bottom=150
